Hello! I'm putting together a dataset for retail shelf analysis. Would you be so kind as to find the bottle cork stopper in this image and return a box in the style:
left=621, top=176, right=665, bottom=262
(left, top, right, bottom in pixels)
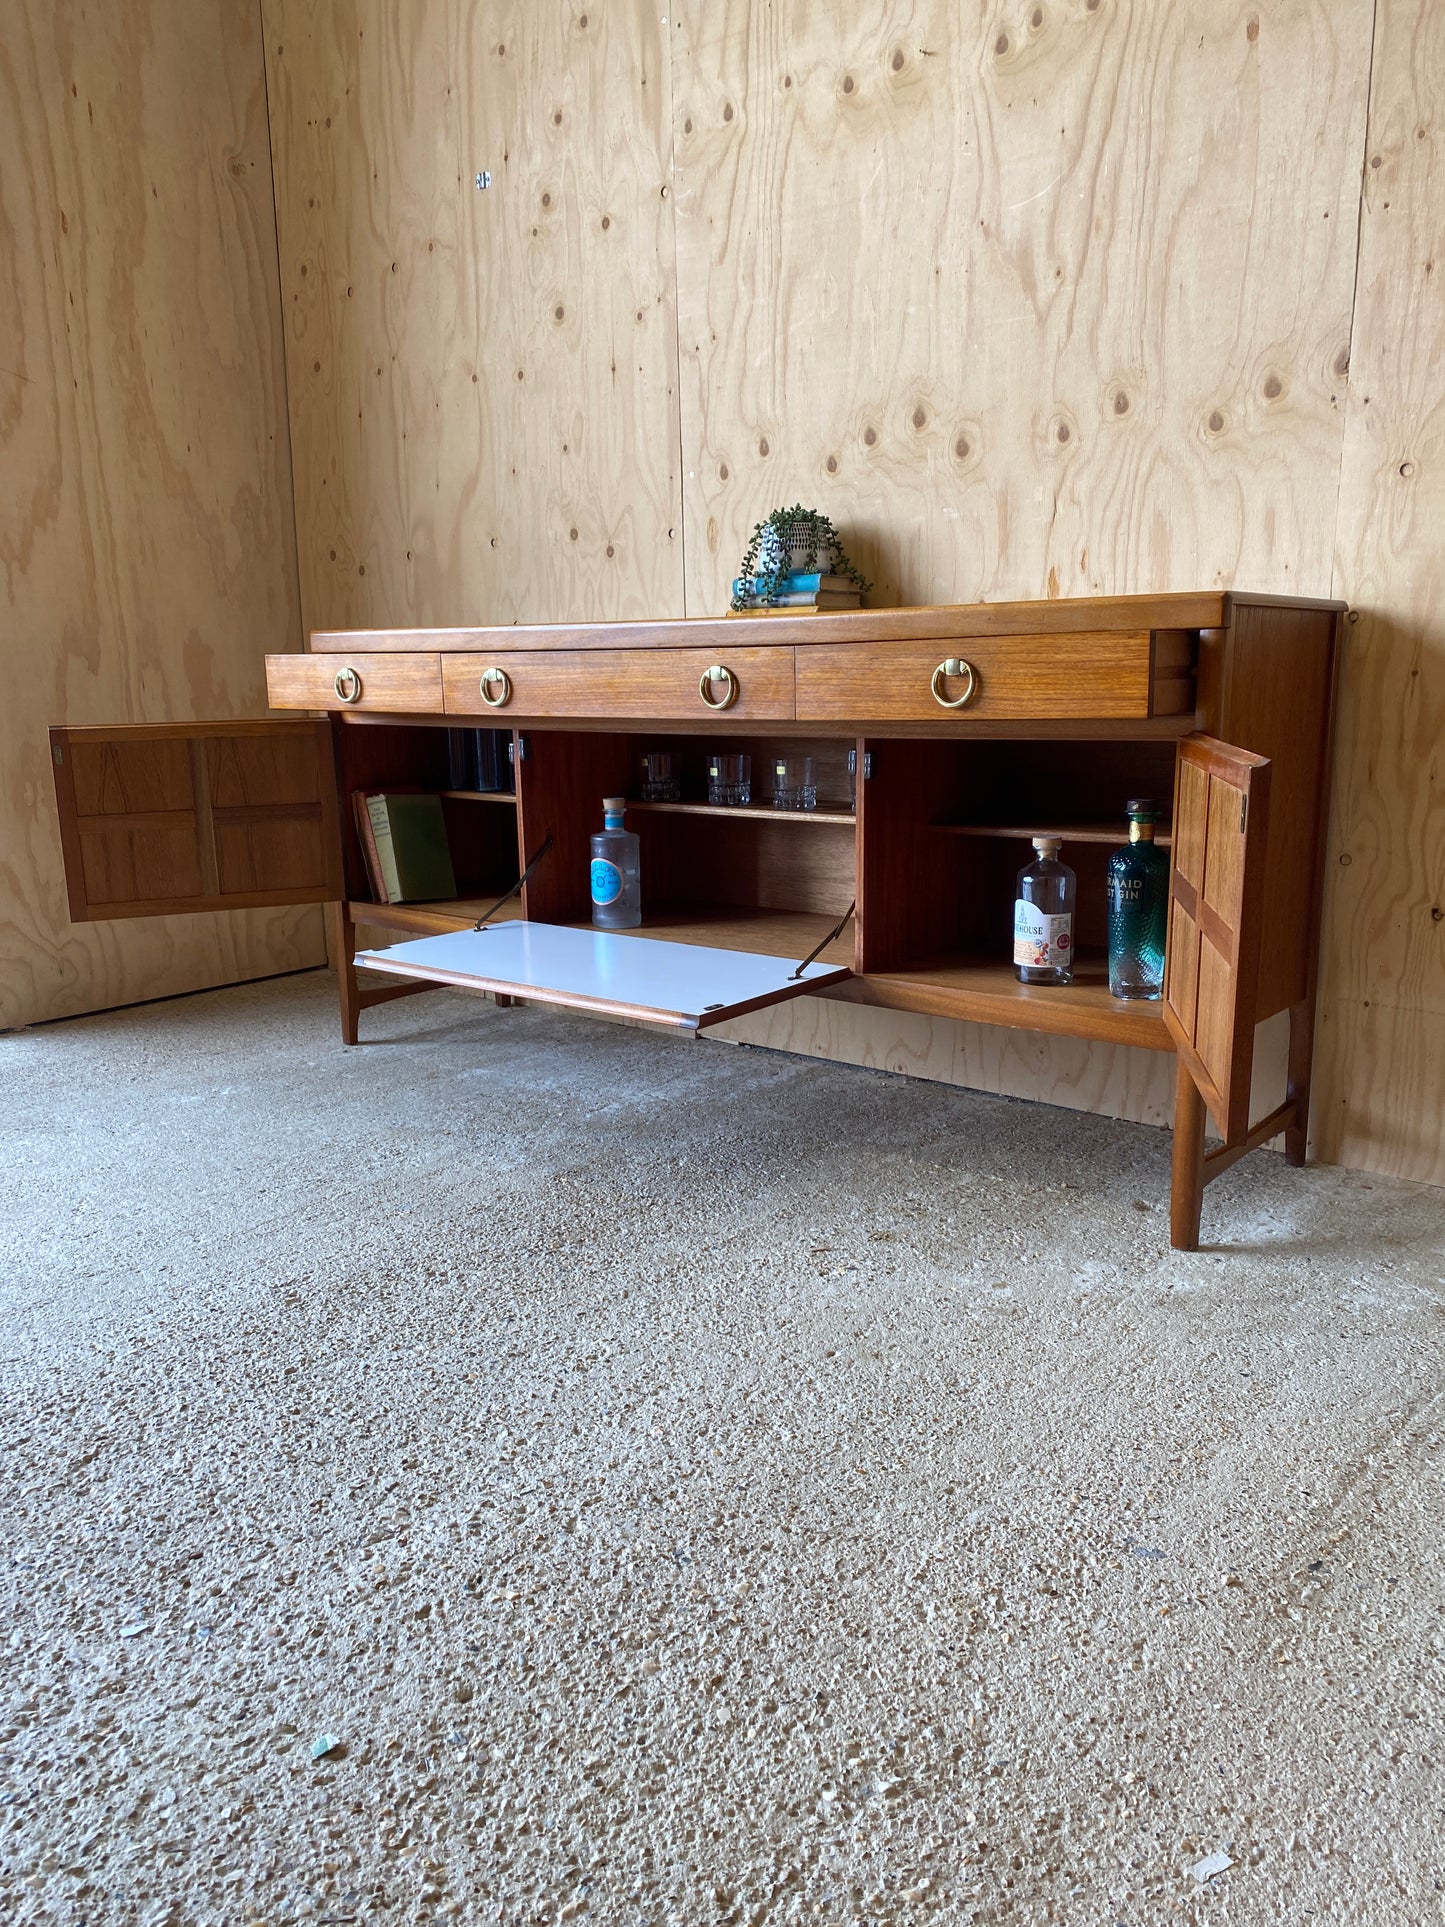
left=603, top=796, right=625, bottom=812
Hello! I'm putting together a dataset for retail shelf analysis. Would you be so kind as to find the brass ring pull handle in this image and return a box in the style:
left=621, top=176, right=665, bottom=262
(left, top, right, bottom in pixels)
left=333, top=665, right=363, bottom=704
left=479, top=666, right=513, bottom=708
left=930, top=657, right=977, bottom=709
left=699, top=663, right=738, bottom=710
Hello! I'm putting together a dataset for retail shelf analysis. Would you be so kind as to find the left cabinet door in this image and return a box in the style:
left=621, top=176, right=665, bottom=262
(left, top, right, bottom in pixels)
left=49, top=720, right=344, bottom=921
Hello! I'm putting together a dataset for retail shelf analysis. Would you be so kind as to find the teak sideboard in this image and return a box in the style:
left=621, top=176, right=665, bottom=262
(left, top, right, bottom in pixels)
left=49, top=592, right=1342, bottom=1250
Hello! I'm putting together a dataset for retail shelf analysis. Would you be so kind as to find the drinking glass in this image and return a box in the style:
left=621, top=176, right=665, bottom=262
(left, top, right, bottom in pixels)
left=707, top=753, right=752, bottom=807
left=640, top=751, right=681, bottom=803
left=772, top=755, right=817, bottom=811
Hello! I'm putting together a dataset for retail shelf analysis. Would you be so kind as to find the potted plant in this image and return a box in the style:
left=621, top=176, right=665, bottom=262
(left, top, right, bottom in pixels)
left=731, top=505, right=871, bottom=611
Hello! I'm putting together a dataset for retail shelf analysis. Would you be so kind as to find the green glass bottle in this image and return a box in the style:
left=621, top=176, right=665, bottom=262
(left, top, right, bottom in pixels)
left=1107, top=799, right=1169, bottom=999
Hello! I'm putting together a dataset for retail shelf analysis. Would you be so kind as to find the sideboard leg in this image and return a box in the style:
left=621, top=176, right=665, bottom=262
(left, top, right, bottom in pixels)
left=328, top=900, right=362, bottom=1047
left=1170, top=1059, right=1207, bottom=1251
left=1284, top=996, right=1314, bottom=1168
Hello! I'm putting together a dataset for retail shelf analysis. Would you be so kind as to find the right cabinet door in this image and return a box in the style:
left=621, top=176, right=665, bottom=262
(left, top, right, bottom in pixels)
left=1163, top=733, right=1272, bottom=1143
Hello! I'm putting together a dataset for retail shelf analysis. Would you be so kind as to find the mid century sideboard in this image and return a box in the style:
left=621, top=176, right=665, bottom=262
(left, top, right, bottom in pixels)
left=50, top=592, right=1342, bottom=1250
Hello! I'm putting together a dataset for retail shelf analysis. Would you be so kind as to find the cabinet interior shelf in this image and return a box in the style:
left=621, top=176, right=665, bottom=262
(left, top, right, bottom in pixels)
left=857, top=950, right=1170, bottom=1049
left=628, top=798, right=856, bottom=826
left=932, top=820, right=1173, bottom=849
left=440, top=789, right=517, bottom=804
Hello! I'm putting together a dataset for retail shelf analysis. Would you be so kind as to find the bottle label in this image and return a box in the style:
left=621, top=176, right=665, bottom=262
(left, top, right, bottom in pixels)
left=1014, top=900, right=1072, bottom=968
left=590, top=858, right=623, bottom=906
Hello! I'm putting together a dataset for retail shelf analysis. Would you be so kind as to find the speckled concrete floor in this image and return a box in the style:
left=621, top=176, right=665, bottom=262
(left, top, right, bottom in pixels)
left=2, top=970, right=1442, bottom=1927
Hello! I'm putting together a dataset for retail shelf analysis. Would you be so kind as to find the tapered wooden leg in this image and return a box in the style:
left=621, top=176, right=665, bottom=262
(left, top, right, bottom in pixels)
left=328, top=900, right=361, bottom=1046
left=1170, top=1057, right=1207, bottom=1251
left=1284, top=997, right=1314, bottom=1167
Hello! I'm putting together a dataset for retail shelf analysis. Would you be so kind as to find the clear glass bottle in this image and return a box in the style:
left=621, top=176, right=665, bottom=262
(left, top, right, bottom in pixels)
left=1013, top=835, right=1076, bottom=984
left=1107, top=798, right=1169, bottom=999
left=590, top=796, right=641, bottom=929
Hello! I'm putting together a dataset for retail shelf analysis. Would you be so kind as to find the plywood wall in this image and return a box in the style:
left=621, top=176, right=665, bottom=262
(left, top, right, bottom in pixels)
left=1313, top=0, right=1445, bottom=1183
left=261, top=0, right=685, bottom=635
left=670, top=0, right=1370, bottom=613
left=0, top=0, right=323, bottom=1033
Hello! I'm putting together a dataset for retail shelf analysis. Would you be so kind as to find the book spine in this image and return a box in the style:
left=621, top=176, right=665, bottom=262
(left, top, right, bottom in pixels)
left=365, top=795, right=403, bottom=902
left=353, top=791, right=388, bottom=903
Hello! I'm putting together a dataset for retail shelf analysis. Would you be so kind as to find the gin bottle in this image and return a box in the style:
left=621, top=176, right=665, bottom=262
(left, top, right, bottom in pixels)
left=590, top=796, right=641, bottom=929
left=1107, top=798, right=1169, bottom=999
left=1014, top=836, right=1076, bottom=985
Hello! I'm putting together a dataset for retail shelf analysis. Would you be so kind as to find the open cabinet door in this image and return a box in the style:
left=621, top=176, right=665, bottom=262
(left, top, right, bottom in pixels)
left=50, top=721, right=343, bottom=921
left=1163, top=734, right=1272, bottom=1144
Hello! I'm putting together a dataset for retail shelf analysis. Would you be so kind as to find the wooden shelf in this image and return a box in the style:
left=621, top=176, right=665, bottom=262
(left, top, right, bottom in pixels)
left=856, top=951, right=1171, bottom=1049
left=629, top=799, right=855, bottom=827
left=582, top=903, right=854, bottom=964
left=933, top=821, right=1172, bottom=849
left=350, top=896, right=527, bottom=938
left=440, top=789, right=517, bottom=804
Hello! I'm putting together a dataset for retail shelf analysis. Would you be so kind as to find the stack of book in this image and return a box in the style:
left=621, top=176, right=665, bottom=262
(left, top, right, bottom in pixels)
left=729, top=570, right=863, bottom=613
left=351, top=791, right=457, bottom=905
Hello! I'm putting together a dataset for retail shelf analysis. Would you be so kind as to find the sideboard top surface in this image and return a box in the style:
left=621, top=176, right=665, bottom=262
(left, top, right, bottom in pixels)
left=309, top=590, right=1346, bottom=655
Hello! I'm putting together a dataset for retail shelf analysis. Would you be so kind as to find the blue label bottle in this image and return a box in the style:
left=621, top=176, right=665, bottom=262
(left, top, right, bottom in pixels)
left=590, top=796, right=642, bottom=929
left=1107, top=798, right=1169, bottom=999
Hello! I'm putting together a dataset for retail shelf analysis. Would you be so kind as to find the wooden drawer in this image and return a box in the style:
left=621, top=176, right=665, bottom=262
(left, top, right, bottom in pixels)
left=441, top=647, right=794, bottom=722
left=265, top=652, right=443, bottom=713
left=794, top=631, right=1153, bottom=723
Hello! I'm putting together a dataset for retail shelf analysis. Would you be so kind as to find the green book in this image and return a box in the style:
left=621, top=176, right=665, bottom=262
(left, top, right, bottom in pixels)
left=364, top=793, right=457, bottom=903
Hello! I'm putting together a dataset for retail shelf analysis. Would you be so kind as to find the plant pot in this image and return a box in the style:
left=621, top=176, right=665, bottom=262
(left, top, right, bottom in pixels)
left=776, top=520, right=836, bottom=575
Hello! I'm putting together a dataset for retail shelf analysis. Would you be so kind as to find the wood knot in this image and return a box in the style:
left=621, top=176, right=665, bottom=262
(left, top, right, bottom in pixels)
left=1262, top=372, right=1284, bottom=400
left=863, top=425, right=878, bottom=446
left=1208, top=409, right=1225, bottom=433
left=723, top=102, right=734, bottom=121
left=955, top=434, right=971, bottom=460
left=1246, top=15, right=1259, bottom=41
left=826, top=455, right=838, bottom=473
left=759, top=436, right=770, bottom=456
left=1112, top=390, right=1130, bottom=415
left=719, top=462, right=729, bottom=481
left=842, top=74, right=855, bottom=94
left=995, top=33, right=1010, bottom=55
left=912, top=403, right=929, bottom=430
left=891, top=48, right=905, bottom=71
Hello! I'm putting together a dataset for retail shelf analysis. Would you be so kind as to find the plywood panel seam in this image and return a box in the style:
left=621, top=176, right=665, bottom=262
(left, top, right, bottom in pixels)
left=1328, top=0, right=1383, bottom=611
left=663, top=12, right=690, bottom=619
left=255, top=0, right=306, bottom=651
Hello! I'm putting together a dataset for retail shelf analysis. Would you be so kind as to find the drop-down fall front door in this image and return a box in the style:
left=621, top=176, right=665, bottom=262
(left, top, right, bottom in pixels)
left=353, top=921, right=852, bottom=1031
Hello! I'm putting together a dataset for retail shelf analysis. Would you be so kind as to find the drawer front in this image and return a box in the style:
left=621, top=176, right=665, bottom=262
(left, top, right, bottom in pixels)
left=794, top=631, right=1153, bottom=722
left=441, top=647, right=794, bottom=722
left=266, top=652, right=443, bottom=713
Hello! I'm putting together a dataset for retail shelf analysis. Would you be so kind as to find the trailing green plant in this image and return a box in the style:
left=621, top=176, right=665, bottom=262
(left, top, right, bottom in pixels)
left=731, top=504, right=872, bottom=610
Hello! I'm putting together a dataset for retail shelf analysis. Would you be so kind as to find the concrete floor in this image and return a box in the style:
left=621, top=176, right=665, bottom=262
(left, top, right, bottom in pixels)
left=1, top=970, right=1442, bottom=1927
